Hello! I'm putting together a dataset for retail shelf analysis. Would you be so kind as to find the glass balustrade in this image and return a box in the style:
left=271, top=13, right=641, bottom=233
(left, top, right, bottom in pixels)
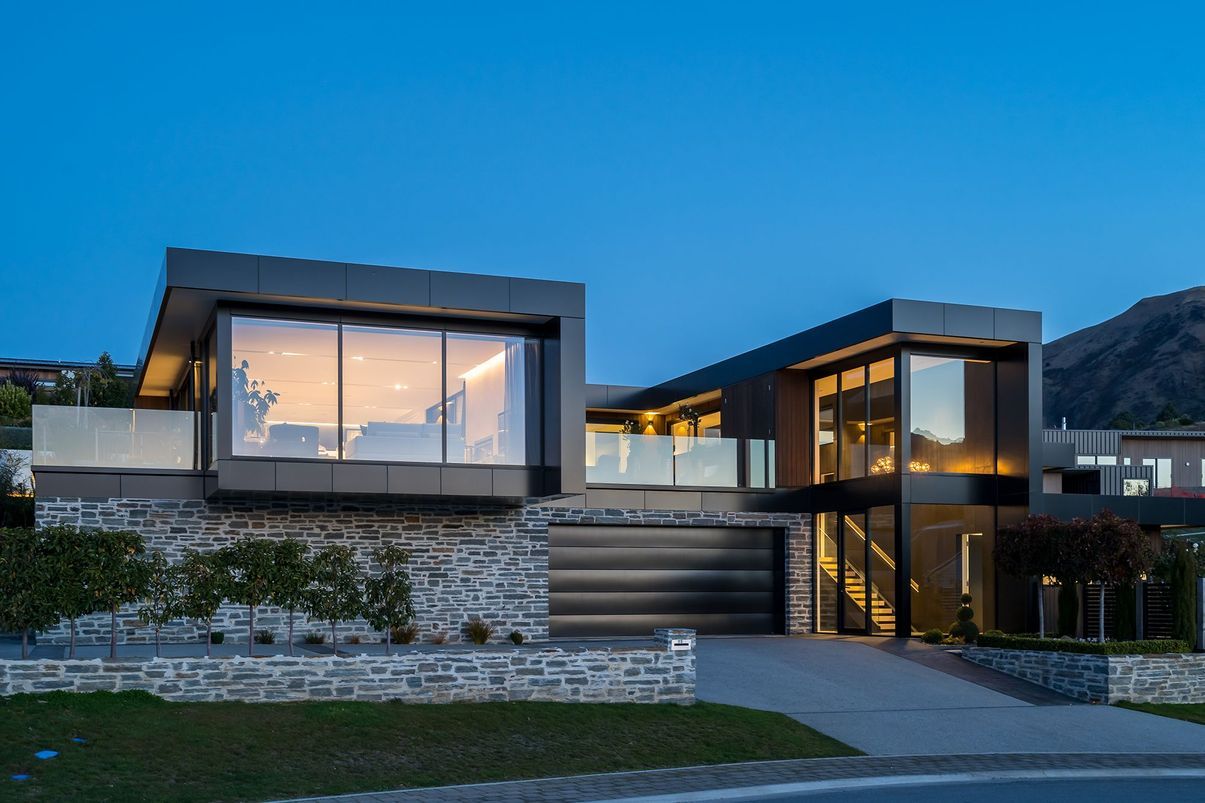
left=585, top=431, right=774, bottom=489
left=32, top=405, right=197, bottom=470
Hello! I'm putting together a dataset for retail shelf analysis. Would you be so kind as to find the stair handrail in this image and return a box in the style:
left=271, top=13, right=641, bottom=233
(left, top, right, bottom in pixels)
left=843, top=516, right=920, bottom=593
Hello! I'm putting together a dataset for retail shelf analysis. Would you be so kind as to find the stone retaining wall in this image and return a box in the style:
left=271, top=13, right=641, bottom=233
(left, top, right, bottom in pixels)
left=0, top=631, right=696, bottom=705
left=35, top=496, right=809, bottom=645
left=962, top=646, right=1205, bottom=703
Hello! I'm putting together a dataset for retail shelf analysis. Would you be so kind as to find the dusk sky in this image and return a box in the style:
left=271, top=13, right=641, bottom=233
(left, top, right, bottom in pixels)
left=3, top=4, right=1205, bottom=386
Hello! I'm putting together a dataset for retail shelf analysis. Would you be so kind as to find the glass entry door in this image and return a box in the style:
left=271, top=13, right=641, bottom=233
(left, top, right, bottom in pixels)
left=815, top=507, right=900, bottom=636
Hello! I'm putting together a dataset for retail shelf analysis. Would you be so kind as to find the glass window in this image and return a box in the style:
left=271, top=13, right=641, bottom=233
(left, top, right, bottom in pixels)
left=1123, top=478, right=1149, bottom=496
left=1096, top=455, right=1117, bottom=466
left=840, top=368, right=867, bottom=480
left=909, top=504, right=995, bottom=633
left=446, top=333, right=526, bottom=465
left=909, top=355, right=995, bottom=474
left=867, top=359, right=895, bottom=475
left=814, top=375, right=837, bottom=483
left=868, top=505, right=897, bottom=635
left=815, top=512, right=838, bottom=633
left=342, top=325, right=443, bottom=463
left=231, top=318, right=338, bottom=459
left=1076, top=455, right=1096, bottom=465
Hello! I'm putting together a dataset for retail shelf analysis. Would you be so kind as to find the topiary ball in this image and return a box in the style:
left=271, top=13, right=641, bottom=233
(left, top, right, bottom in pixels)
left=921, top=628, right=943, bottom=644
left=957, top=606, right=975, bottom=623
left=960, top=593, right=973, bottom=605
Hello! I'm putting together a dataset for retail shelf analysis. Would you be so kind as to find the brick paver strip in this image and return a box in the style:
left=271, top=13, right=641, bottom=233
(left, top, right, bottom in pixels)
left=284, top=752, right=1205, bottom=802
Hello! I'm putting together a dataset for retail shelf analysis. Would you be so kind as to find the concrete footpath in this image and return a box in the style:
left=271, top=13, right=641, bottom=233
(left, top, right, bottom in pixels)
left=280, top=753, right=1205, bottom=803
left=696, top=636, right=1205, bottom=755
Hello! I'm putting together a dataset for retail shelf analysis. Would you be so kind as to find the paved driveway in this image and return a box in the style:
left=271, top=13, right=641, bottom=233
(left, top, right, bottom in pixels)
left=696, top=637, right=1205, bottom=755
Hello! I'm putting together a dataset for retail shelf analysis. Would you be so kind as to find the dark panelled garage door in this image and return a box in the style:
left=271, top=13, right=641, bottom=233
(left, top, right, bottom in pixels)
left=548, top=525, right=784, bottom=638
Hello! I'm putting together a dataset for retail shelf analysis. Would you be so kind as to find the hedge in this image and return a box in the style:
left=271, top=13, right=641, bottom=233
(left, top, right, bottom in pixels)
left=974, top=634, right=1190, bottom=655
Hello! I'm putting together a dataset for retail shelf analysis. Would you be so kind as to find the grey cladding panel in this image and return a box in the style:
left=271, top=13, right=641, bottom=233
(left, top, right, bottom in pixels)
left=891, top=300, right=945, bottom=335
left=943, top=304, right=995, bottom=339
left=333, top=463, right=388, bottom=494
left=509, top=278, right=586, bottom=318
left=346, top=263, right=431, bottom=307
left=258, top=256, right=346, bottom=299
left=994, top=308, right=1042, bottom=343
left=166, top=248, right=259, bottom=293
left=388, top=465, right=441, bottom=495
left=440, top=466, right=492, bottom=496
left=430, top=271, right=510, bottom=311
left=216, top=460, right=276, bottom=492
left=275, top=461, right=333, bottom=493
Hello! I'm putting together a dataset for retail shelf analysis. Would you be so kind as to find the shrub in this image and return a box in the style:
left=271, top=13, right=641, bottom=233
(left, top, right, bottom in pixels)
left=974, top=634, right=1189, bottom=655
left=509, top=630, right=525, bottom=645
left=0, top=382, right=31, bottom=421
left=429, top=631, right=448, bottom=645
left=1170, top=541, right=1198, bottom=647
left=303, top=631, right=326, bottom=645
left=254, top=629, right=275, bottom=644
left=949, top=593, right=979, bottom=642
left=983, top=629, right=1004, bottom=637
left=391, top=623, right=420, bottom=645
left=465, top=618, right=495, bottom=645
left=921, top=628, right=943, bottom=644
left=209, top=631, right=225, bottom=644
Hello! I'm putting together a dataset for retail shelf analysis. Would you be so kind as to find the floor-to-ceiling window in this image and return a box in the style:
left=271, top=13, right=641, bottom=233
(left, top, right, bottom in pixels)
left=868, top=505, right=897, bottom=635
left=814, top=356, right=896, bottom=483
left=909, top=356, right=995, bottom=474
left=230, top=316, right=534, bottom=465
left=909, top=504, right=995, bottom=633
left=814, top=376, right=838, bottom=483
left=867, top=359, right=896, bottom=475
left=342, top=325, right=443, bottom=463
left=815, top=506, right=900, bottom=635
left=815, top=512, right=839, bottom=632
left=231, top=318, right=339, bottom=459
left=840, top=369, right=867, bottom=480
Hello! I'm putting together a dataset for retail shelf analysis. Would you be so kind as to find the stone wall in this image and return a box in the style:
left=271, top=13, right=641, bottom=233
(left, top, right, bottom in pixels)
left=962, top=646, right=1205, bottom=703
left=35, top=496, right=810, bottom=645
left=0, top=638, right=695, bottom=705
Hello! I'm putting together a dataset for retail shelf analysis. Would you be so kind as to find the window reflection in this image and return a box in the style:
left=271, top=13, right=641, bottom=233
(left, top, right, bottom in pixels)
left=909, top=356, right=994, bottom=474
left=342, top=326, right=443, bottom=462
left=814, top=375, right=837, bottom=483
left=446, top=333, right=527, bottom=465
left=909, top=504, right=995, bottom=633
left=231, top=318, right=339, bottom=458
left=839, top=367, right=866, bottom=480
left=867, top=359, right=895, bottom=475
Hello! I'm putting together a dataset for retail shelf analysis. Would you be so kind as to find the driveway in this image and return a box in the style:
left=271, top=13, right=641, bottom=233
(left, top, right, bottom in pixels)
left=696, top=637, right=1205, bottom=755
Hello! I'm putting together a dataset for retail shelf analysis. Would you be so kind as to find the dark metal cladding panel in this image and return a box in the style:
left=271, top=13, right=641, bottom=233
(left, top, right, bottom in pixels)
left=548, top=525, right=783, bottom=637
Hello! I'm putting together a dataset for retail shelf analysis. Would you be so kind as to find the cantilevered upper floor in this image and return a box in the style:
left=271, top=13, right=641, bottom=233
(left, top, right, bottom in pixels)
left=33, top=247, right=586, bottom=500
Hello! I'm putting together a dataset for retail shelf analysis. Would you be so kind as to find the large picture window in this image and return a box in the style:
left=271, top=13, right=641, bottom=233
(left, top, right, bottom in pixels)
left=446, top=333, right=527, bottom=465
left=231, top=316, right=533, bottom=465
left=342, top=325, right=443, bottom=462
left=909, top=355, right=995, bottom=474
left=231, top=318, right=339, bottom=459
left=813, top=357, right=896, bottom=483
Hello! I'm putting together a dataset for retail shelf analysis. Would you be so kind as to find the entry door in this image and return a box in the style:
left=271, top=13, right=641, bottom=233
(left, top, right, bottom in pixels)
left=838, top=512, right=869, bottom=633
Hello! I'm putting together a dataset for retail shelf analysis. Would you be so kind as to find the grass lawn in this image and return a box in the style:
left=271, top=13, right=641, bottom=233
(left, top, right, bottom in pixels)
left=1, top=691, right=858, bottom=802
left=1117, top=701, right=1205, bottom=726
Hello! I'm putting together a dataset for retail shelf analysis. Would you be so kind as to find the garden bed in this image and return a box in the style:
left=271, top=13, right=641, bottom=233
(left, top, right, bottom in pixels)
left=0, top=692, right=858, bottom=801
left=974, top=634, right=1189, bottom=655
left=963, top=643, right=1205, bottom=703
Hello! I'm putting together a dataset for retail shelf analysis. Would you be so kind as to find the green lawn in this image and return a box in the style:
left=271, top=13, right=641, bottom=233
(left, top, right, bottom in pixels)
left=1, top=691, right=857, bottom=802
left=1118, top=701, right=1205, bottom=726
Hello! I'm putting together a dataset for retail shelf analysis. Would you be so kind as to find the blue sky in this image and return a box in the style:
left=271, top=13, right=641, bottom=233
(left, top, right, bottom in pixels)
left=3, top=4, right=1205, bottom=386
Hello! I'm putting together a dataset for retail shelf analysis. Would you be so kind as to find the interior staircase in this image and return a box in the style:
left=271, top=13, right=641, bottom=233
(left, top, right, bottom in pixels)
left=817, top=554, right=897, bottom=632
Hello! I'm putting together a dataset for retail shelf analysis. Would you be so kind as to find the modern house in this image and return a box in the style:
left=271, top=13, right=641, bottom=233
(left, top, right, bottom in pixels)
left=28, top=246, right=1182, bottom=645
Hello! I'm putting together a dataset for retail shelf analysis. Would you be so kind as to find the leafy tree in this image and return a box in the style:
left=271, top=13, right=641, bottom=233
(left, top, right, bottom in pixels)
left=49, top=370, right=78, bottom=406
left=0, top=450, right=34, bottom=528
left=137, top=551, right=180, bottom=658
left=0, top=528, right=59, bottom=659
left=306, top=544, right=364, bottom=654
left=995, top=514, right=1069, bottom=639
left=362, top=545, right=416, bottom=655
left=0, top=382, right=31, bottom=420
left=223, top=538, right=277, bottom=656
left=1080, top=510, right=1155, bottom=643
left=1108, top=410, right=1140, bottom=430
left=2, top=369, right=39, bottom=398
left=86, top=530, right=150, bottom=658
left=1169, top=541, right=1199, bottom=647
left=176, top=549, right=232, bottom=657
left=89, top=352, right=133, bottom=408
left=1057, top=583, right=1079, bottom=638
left=41, top=525, right=99, bottom=658
left=270, top=539, right=312, bottom=656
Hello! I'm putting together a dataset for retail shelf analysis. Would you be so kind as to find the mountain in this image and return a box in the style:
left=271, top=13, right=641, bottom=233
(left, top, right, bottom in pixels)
left=1043, top=287, right=1205, bottom=429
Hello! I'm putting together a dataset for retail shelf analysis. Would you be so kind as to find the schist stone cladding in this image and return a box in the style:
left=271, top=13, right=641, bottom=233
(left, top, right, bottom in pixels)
left=35, top=496, right=811, bottom=645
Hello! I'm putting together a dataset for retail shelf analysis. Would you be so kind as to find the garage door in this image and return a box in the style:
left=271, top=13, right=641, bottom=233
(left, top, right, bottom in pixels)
left=548, top=525, right=784, bottom=638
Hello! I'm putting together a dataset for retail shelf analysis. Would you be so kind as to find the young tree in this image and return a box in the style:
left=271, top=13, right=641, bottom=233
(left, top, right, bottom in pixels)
left=1052, top=516, right=1097, bottom=637
left=86, top=530, right=149, bottom=658
left=137, top=551, right=180, bottom=658
left=362, top=545, right=416, bottom=655
left=223, top=538, right=277, bottom=657
left=1169, top=541, right=1198, bottom=647
left=306, top=544, right=364, bottom=654
left=42, top=525, right=99, bottom=658
left=176, top=549, right=231, bottom=657
left=270, top=539, right=312, bottom=656
left=0, top=528, right=59, bottom=659
left=1081, top=510, right=1155, bottom=643
left=995, top=514, right=1067, bottom=639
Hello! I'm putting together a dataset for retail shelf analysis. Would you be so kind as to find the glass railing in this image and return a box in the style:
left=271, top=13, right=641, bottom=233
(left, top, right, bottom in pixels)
left=32, top=405, right=197, bottom=470
left=585, top=432, right=775, bottom=489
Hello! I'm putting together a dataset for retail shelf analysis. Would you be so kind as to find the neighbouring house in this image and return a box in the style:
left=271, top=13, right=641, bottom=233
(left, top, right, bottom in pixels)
left=22, top=246, right=1205, bottom=645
